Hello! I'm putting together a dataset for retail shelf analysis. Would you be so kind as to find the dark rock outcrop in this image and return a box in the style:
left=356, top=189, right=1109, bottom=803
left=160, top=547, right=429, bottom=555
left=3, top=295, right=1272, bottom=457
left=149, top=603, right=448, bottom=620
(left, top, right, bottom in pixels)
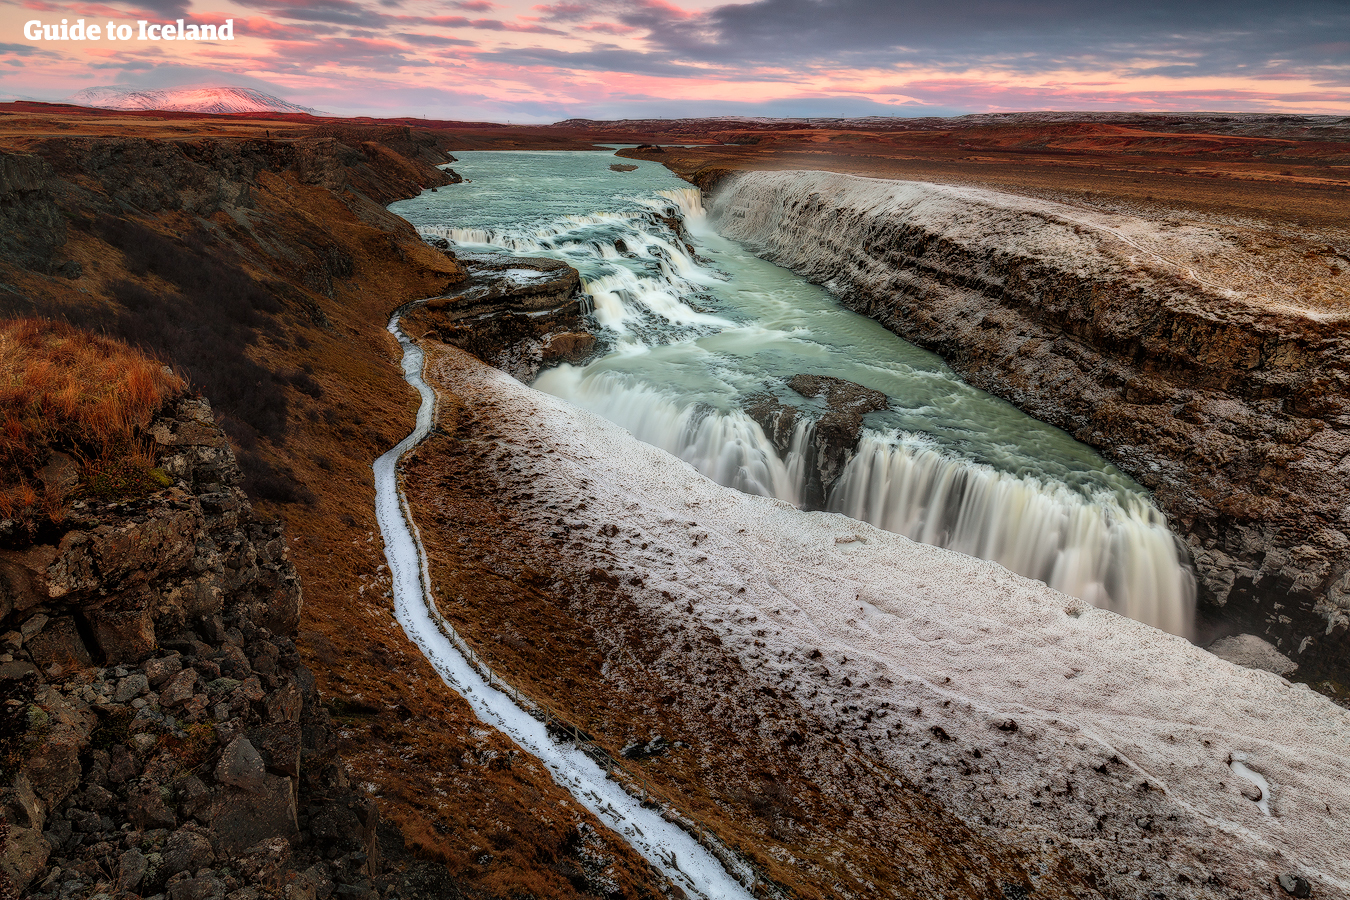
left=0, top=399, right=461, bottom=899
left=0, top=153, right=76, bottom=278
left=408, top=253, right=595, bottom=380
left=746, top=374, right=889, bottom=510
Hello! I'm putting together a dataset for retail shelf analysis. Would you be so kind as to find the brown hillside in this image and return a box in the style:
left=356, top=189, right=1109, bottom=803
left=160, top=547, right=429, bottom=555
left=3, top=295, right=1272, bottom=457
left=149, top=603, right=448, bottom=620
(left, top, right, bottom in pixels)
left=0, top=107, right=675, bottom=899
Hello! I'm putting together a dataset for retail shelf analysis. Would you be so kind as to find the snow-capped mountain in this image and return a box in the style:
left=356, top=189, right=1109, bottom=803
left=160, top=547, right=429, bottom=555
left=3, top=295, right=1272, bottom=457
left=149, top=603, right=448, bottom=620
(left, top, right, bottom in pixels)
left=68, top=86, right=321, bottom=116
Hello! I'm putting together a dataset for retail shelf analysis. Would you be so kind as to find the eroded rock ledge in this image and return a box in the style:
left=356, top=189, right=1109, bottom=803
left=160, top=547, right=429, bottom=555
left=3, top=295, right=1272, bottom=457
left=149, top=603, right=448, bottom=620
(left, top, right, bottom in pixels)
left=407, top=250, right=595, bottom=380
left=708, top=170, right=1350, bottom=681
left=0, top=399, right=460, bottom=899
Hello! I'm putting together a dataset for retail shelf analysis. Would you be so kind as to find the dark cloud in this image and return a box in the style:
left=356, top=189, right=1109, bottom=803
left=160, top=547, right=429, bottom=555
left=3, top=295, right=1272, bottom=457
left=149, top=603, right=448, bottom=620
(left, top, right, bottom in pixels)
left=393, top=13, right=567, bottom=33
left=111, top=0, right=197, bottom=19
left=397, top=31, right=476, bottom=47
left=676, top=0, right=1350, bottom=78
left=230, top=0, right=385, bottom=28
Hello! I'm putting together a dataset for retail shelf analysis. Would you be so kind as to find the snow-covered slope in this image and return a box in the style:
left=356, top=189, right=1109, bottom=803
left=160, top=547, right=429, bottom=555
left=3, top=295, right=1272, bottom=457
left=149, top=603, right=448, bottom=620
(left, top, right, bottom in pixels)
left=419, top=342, right=1350, bottom=900
left=68, top=86, right=319, bottom=115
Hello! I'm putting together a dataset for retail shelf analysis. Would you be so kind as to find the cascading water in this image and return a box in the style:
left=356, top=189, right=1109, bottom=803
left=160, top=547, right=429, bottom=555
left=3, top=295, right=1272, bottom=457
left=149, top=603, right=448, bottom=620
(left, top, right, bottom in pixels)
left=390, top=151, right=1196, bottom=636
left=831, top=433, right=1193, bottom=635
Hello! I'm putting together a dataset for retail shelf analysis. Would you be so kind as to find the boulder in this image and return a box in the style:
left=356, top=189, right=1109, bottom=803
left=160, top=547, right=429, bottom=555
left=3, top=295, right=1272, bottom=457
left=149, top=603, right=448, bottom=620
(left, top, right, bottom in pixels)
left=208, top=775, right=299, bottom=854
left=87, top=603, right=158, bottom=663
left=127, top=779, right=177, bottom=830
left=1209, top=633, right=1299, bottom=676
left=114, top=671, right=151, bottom=702
left=161, top=827, right=215, bottom=878
left=146, top=653, right=185, bottom=686
left=541, top=332, right=598, bottom=365
left=9, top=772, right=45, bottom=831
left=216, top=736, right=268, bottom=794
left=159, top=668, right=199, bottom=706
left=22, top=727, right=83, bottom=807
left=249, top=723, right=301, bottom=777
left=23, top=615, right=92, bottom=678
left=0, top=825, right=51, bottom=892
left=0, top=548, right=58, bottom=618
left=170, top=873, right=228, bottom=900
left=119, top=847, right=149, bottom=891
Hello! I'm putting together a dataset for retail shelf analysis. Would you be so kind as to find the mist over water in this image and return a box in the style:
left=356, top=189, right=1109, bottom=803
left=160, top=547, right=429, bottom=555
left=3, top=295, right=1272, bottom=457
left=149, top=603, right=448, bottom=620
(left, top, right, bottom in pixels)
left=390, top=151, right=1195, bottom=636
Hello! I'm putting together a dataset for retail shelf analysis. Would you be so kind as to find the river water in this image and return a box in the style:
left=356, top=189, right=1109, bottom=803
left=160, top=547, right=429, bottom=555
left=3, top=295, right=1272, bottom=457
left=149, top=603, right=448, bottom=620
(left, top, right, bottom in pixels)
left=390, top=150, right=1195, bottom=636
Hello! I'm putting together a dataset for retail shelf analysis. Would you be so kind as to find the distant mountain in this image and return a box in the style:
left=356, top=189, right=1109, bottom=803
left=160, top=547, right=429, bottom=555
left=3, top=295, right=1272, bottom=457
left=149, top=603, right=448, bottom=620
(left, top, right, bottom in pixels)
left=68, top=86, right=321, bottom=116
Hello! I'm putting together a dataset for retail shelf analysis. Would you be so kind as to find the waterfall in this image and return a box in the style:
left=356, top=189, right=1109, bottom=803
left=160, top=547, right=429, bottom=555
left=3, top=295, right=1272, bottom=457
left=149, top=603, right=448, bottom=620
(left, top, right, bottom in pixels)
left=830, top=433, right=1195, bottom=636
left=652, top=187, right=706, bottom=222
left=393, top=151, right=1197, bottom=637
left=532, top=366, right=799, bottom=503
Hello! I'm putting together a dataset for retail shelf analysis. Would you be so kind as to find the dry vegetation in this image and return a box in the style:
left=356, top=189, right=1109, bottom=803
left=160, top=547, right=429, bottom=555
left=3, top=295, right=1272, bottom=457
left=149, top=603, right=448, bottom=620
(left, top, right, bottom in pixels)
left=0, top=107, right=677, bottom=898
left=0, top=318, right=183, bottom=532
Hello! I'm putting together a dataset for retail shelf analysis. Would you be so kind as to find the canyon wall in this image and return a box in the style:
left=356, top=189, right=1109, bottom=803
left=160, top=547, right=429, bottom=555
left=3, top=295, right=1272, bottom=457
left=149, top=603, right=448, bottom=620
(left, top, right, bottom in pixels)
left=0, top=116, right=677, bottom=899
left=706, top=170, right=1350, bottom=680
left=0, top=398, right=409, bottom=899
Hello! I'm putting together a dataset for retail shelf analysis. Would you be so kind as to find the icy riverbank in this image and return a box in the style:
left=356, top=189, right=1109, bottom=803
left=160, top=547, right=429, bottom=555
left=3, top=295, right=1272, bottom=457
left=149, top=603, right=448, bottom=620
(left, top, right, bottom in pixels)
left=419, top=341, right=1350, bottom=900
left=373, top=313, right=757, bottom=900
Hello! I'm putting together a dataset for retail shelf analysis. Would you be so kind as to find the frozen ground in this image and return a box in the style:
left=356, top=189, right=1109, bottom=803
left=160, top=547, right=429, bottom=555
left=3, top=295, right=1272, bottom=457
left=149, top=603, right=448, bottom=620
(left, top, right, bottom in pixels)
left=423, top=344, right=1350, bottom=899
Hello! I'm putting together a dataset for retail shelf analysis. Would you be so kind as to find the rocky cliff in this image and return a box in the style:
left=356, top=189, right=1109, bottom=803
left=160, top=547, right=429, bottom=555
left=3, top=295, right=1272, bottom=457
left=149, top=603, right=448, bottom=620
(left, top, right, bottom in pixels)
left=707, top=170, right=1350, bottom=683
left=0, top=111, right=685, bottom=899
left=0, top=397, right=432, bottom=899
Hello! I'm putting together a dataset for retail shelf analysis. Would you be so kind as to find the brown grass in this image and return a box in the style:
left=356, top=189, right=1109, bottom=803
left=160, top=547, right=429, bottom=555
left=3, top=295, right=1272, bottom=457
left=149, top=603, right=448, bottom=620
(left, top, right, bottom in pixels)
left=0, top=318, right=184, bottom=525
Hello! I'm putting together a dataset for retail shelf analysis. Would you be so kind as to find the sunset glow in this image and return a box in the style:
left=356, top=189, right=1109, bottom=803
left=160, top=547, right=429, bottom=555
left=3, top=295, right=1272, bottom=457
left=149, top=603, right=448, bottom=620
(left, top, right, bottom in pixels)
left=2, top=0, right=1347, bottom=120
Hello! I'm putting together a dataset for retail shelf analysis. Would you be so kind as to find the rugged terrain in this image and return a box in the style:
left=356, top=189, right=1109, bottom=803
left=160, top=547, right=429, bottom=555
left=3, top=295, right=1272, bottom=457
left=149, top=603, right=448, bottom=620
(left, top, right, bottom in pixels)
left=4, top=396, right=379, bottom=898
left=397, top=340, right=1350, bottom=900
left=610, top=117, right=1350, bottom=688
left=688, top=169, right=1350, bottom=682
left=0, top=106, right=678, bottom=898
left=4, top=104, right=1350, bottom=898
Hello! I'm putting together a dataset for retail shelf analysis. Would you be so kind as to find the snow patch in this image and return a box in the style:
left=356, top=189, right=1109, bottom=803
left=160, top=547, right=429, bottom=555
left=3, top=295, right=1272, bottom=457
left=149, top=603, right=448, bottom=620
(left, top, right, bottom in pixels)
left=424, top=344, right=1350, bottom=893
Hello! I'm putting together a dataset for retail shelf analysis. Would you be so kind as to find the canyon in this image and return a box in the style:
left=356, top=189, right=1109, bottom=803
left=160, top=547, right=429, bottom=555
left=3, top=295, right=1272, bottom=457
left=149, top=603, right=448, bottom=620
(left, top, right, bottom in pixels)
left=2, top=104, right=1349, bottom=900
left=688, top=167, right=1350, bottom=678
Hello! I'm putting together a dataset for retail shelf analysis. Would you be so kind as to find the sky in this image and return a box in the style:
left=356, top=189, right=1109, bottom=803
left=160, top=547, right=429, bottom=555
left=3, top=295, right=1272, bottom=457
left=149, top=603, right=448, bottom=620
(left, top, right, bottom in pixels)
left=1, top=0, right=1348, bottom=121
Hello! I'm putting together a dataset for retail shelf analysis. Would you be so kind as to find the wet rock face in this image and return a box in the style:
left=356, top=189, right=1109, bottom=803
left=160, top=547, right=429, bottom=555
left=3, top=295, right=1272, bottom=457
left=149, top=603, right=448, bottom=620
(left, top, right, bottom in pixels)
left=407, top=252, right=594, bottom=380
left=746, top=374, right=890, bottom=510
left=712, top=172, right=1350, bottom=682
left=0, top=399, right=422, bottom=899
